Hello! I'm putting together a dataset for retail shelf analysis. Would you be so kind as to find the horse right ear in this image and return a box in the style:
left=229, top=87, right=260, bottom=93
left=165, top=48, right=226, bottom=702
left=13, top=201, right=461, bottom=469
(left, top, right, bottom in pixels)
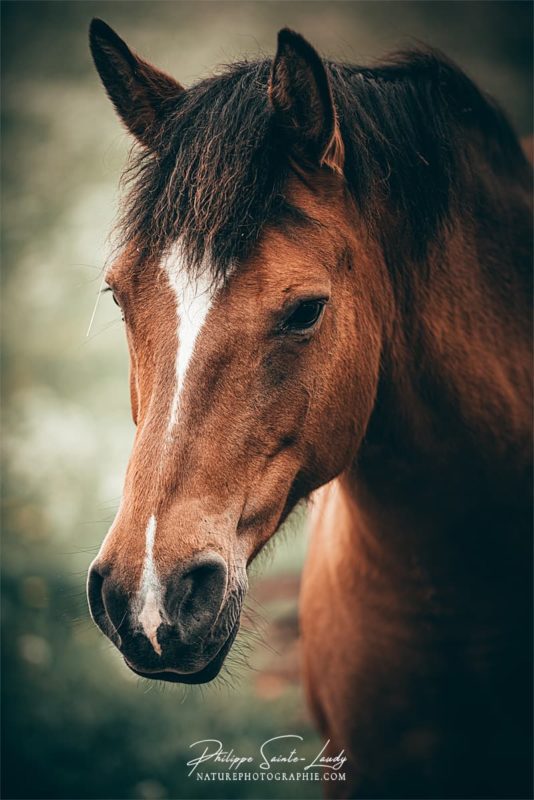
left=89, top=19, right=184, bottom=148
left=269, top=28, right=344, bottom=175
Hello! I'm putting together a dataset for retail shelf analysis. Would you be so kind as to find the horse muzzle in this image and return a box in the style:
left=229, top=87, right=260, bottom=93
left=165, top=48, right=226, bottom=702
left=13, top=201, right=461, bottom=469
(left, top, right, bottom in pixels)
left=87, top=552, right=246, bottom=683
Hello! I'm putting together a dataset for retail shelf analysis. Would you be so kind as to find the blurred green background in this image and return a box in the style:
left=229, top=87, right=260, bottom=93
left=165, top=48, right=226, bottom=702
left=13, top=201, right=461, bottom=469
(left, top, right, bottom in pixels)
left=1, top=2, right=532, bottom=799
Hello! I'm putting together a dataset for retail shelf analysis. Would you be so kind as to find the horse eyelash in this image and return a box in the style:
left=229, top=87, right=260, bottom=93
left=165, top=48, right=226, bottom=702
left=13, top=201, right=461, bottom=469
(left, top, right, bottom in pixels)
left=101, top=285, right=124, bottom=319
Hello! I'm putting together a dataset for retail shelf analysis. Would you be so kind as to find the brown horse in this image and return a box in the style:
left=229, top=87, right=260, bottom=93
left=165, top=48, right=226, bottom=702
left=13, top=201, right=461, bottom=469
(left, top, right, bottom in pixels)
left=87, top=20, right=533, bottom=799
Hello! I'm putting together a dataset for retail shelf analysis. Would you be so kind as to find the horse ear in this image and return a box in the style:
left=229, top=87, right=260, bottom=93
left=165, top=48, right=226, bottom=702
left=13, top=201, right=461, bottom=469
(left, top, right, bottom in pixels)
left=89, top=19, right=184, bottom=148
left=269, top=28, right=344, bottom=175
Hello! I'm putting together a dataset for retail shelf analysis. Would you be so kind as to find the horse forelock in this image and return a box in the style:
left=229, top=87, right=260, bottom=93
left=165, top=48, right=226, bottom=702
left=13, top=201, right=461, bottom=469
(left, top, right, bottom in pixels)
left=116, top=48, right=530, bottom=283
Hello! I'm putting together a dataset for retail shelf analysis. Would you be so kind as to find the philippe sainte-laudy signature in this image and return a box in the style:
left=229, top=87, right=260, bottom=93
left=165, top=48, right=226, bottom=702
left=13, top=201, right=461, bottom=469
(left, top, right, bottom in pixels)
left=187, top=735, right=348, bottom=777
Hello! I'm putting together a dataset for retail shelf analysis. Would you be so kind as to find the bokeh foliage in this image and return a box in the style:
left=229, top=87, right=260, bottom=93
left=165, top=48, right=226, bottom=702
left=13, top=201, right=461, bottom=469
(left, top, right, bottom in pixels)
left=1, top=3, right=531, bottom=799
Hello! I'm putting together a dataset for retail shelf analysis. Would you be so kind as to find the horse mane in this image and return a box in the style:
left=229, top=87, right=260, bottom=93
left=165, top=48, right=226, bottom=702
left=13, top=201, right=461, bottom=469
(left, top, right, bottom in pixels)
left=119, top=48, right=531, bottom=279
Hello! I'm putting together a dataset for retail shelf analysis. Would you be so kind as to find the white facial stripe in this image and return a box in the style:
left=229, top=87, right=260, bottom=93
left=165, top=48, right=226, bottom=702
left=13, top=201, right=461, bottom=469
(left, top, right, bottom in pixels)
left=133, top=247, right=219, bottom=654
left=137, top=514, right=164, bottom=655
left=138, top=589, right=163, bottom=656
left=163, top=242, right=218, bottom=433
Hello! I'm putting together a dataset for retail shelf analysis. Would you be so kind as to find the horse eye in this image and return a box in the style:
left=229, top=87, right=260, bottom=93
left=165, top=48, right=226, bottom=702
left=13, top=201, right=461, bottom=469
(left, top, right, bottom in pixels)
left=103, top=285, right=124, bottom=320
left=283, top=300, right=325, bottom=333
left=102, top=285, right=120, bottom=306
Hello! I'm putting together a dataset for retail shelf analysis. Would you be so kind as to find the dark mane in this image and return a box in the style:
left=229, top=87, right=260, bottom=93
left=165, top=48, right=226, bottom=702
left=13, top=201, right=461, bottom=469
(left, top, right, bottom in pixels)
left=119, top=48, right=530, bottom=278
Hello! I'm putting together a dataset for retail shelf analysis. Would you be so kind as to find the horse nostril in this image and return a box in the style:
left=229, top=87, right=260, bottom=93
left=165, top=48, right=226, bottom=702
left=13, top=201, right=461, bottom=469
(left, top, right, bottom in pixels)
left=166, top=552, right=228, bottom=638
left=87, top=562, right=125, bottom=647
left=87, top=563, right=110, bottom=636
left=87, top=563, right=102, bottom=612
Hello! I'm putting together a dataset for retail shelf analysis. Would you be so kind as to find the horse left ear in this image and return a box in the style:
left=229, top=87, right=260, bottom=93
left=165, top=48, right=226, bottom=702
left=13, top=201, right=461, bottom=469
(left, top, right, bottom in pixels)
left=269, top=29, right=344, bottom=175
left=89, top=18, right=184, bottom=148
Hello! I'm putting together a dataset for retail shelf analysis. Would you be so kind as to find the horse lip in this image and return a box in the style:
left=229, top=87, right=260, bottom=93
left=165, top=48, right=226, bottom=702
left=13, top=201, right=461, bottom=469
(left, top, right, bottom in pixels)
left=123, top=622, right=239, bottom=684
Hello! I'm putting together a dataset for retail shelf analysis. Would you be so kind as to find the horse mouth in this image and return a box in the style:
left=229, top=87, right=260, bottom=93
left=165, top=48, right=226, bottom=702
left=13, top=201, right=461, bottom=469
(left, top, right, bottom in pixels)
left=124, top=623, right=239, bottom=684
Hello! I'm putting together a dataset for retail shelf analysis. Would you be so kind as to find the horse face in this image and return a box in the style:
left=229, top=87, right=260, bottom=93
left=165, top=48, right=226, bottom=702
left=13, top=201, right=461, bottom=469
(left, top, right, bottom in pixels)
left=88, top=177, right=384, bottom=682
left=87, top=22, right=386, bottom=681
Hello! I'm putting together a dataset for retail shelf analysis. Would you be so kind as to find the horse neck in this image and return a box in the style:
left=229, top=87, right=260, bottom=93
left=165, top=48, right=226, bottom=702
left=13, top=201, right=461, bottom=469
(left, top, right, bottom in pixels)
left=343, top=174, right=532, bottom=612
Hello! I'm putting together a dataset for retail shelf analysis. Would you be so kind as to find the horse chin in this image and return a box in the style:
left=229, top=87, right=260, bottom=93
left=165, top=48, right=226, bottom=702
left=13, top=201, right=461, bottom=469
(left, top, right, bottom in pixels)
left=124, top=623, right=239, bottom=685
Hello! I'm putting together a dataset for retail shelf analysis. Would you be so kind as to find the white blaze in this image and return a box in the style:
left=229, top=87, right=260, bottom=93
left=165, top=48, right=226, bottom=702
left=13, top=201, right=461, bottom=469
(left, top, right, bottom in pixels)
left=162, top=242, right=218, bottom=434
left=137, top=514, right=164, bottom=656
left=135, top=245, right=219, bottom=653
